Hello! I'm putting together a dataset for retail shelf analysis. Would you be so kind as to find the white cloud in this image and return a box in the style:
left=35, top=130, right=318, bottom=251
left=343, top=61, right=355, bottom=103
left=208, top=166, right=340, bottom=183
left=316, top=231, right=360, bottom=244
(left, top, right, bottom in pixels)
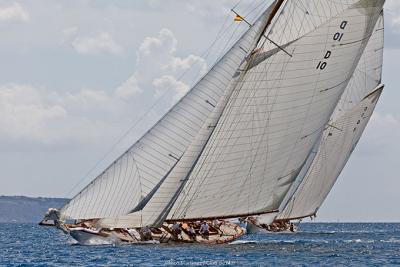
left=0, top=2, right=29, bottom=24
left=71, top=32, right=123, bottom=55
left=116, top=76, right=142, bottom=99
left=153, top=75, right=189, bottom=102
left=0, top=28, right=206, bottom=146
left=133, top=28, right=206, bottom=97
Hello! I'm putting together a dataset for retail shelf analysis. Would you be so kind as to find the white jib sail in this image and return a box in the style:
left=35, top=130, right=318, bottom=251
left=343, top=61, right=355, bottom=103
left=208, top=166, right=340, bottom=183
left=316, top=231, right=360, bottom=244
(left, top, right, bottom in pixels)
left=276, top=11, right=385, bottom=221
left=278, top=85, right=384, bottom=220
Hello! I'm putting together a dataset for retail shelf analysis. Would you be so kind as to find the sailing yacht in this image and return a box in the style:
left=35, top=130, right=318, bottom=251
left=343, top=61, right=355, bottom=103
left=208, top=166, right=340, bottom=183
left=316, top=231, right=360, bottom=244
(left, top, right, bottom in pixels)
left=41, top=0, right=386, bottom=244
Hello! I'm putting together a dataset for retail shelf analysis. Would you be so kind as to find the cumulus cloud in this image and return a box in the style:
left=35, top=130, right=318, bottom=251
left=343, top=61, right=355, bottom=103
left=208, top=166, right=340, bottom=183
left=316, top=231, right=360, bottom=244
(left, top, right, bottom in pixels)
left=131, top=28, right=206, bottom=99
left=0, top=2, right=29, bottom=23
left=71, top=32, right=124, bottom=55
left=153, top=75, right=189, bottom=102
left=0, top=28, right=206, bottom=146
left=0, top=83, right=117, bottom=145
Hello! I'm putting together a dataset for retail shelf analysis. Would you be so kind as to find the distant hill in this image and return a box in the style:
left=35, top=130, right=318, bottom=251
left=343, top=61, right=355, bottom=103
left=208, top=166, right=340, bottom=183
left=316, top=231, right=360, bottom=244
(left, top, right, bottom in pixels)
left=0, top=196, right=68, bottom=223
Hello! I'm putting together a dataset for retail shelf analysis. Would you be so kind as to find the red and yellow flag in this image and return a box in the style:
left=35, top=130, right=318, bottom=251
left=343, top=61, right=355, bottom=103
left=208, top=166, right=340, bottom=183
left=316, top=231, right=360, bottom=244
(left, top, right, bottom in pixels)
left=234, top=15, right=244, bottom=22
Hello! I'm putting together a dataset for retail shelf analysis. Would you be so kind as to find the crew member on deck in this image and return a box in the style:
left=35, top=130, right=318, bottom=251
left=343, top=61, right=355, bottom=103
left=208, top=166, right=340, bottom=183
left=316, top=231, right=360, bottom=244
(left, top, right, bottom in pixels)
left=188, top=224, right=196, bottom=240
left=199, top=221, right=210, bottom=239
left=172, top=223, right=183, bottom=238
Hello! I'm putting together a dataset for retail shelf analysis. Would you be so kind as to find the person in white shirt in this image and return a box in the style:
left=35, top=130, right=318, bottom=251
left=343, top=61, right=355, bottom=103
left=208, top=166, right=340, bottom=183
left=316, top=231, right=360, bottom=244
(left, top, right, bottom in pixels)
left=199, top=221, right=209, bottom=239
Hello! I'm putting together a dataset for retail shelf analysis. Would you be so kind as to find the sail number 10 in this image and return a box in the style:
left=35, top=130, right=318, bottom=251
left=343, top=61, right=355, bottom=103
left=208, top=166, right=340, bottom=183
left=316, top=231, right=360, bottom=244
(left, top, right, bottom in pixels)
left=316, top=21, right=348, bottom=70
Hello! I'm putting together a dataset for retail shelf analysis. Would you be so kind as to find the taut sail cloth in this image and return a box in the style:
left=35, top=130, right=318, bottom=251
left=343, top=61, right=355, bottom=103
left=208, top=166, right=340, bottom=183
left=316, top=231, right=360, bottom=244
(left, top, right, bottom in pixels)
left=60, top=0, right=386, bottom=228
left=60, top=1, right=278, bottom=222
left=165, top=0, right=386, bottom=222
left=277, top=12, right=385, bottom=221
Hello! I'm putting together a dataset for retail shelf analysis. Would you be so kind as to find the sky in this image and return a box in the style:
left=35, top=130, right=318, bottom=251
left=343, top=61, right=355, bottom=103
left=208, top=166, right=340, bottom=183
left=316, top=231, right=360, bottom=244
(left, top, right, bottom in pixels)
left=0, top=0, right=399, bottom=222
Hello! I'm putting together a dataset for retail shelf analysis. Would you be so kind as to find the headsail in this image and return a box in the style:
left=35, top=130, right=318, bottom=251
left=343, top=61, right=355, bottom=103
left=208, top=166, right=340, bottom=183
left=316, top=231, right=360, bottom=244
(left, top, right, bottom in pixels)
left=277, top=85, right=384, bottom=221
left=277, top=12, right=385, bottom=221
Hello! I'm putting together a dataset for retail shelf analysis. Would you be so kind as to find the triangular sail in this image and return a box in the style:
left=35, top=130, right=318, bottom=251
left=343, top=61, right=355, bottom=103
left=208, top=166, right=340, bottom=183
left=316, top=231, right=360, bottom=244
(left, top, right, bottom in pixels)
left=165, top=0, right=385, bottom=221
left=97, top=2, right=283, bottom=228
left=277, top=12, right=385, bottom=221
left=277, top=86, right=383, bottom=221
left=60, top=1, right=278, bottom=222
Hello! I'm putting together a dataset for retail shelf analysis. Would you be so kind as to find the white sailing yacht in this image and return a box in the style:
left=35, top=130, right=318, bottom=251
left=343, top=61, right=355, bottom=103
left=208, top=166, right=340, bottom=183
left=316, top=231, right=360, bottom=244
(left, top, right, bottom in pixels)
left=248, top=6, right=385, bottom=233
left=42, top=0, right=386, bottom=244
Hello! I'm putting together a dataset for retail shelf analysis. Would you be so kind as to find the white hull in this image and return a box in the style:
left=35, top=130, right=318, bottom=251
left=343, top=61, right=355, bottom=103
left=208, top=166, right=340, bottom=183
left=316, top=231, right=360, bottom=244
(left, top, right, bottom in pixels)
left=246, top=222, right=297, bottom=234
left=70, top=229, right=119, bottom=245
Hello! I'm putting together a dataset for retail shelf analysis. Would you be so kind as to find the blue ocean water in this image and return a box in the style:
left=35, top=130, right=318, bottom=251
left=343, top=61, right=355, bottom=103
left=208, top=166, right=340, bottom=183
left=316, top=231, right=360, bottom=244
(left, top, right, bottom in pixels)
left=1, top=223, right=400, bottom=266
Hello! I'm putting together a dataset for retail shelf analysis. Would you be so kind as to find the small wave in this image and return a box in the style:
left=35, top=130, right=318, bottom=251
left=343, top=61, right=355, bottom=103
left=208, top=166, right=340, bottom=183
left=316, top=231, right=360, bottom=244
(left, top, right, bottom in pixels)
left=344, top=239, right=374, bottom=244
left=229, top=240, right=258, bottom=245
left=380, top=238, right=400, bottom=243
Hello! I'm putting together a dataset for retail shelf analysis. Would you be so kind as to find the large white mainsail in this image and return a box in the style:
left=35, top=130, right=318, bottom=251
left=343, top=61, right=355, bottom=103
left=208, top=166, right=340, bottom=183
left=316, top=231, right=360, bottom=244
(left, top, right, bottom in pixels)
left=166, top=0, right=385, bottom=221
left=276, top=12, right=385, bottom=221
left=60, top=1, right=278, bottom=222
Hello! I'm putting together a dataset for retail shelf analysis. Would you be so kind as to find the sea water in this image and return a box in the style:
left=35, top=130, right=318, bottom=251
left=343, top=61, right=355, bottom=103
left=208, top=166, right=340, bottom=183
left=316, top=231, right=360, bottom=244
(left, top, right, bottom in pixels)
left=1, top=223, right=400, bottom=266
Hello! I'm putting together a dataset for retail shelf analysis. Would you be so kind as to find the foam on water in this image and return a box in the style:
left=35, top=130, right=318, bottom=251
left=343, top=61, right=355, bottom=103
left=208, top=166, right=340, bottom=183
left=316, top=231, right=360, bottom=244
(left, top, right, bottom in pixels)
left=1, top=223, right=400, bottom=266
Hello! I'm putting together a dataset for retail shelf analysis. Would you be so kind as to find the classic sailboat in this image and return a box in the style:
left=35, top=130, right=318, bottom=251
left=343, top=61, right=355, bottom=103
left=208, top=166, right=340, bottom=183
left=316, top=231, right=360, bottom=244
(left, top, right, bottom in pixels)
left=42, top=0, right=386, bottom=244
left=247, top=5, right=385, bottom=233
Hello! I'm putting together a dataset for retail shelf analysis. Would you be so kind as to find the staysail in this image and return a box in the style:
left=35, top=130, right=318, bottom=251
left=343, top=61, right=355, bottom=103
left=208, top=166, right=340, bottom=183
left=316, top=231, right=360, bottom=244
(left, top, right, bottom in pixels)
left=276, top=12, right=385, bottom=221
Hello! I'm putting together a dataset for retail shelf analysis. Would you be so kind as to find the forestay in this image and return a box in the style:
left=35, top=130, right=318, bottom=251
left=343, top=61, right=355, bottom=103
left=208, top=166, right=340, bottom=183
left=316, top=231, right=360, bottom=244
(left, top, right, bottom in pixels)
left=166, top=0, right=385, bottom=221
left=277, top=12, right=385, bottom=220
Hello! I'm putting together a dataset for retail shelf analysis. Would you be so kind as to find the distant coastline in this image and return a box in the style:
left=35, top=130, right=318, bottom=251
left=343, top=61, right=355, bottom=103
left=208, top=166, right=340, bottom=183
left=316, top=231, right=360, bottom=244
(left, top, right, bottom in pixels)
left=0, top=196, right=68, bottom=223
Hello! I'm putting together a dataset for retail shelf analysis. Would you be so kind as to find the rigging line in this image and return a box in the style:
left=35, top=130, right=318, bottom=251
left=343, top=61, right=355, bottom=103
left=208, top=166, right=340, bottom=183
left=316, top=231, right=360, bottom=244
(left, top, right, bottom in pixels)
left=172, top=19, right=274, bottom=219
left=175, top=41, right=275, bottom=217
left=177, top=32, right=290, bottom=217
left=160, top=8, right=272, bottom=220
left=177, top=5, right=302, bottom=218
left=166, top=45, right=260, bottom=221
left=326, top=123, right=343, bottom=132
left=251, top=4, right=300, bottom=207
left=233, top=1, right=293, bottom=58
left=232, top=35, right=295, bottom=212
left=251, top=1, right=322, bottom=208
left=184, top=2, right=290, bottom=209
left=64, top=12, right=246, bottom=200
left=274, top=6, right=334, bottom=204
left=169, top=26, right=256, bottom=218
